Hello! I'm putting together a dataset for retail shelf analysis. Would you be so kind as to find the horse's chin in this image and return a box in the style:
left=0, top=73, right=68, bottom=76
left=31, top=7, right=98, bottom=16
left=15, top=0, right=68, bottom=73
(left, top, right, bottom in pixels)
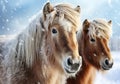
left=65, top=71, right=76, bottom=77
left=101, top=65, right=110, bottom=71
left=63, top=67, right=78, bottom=77
left=65, top=68, right=77, bottom=74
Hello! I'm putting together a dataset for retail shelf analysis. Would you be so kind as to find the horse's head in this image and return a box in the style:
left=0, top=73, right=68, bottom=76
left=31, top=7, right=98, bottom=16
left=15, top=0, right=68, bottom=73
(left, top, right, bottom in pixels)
left=42, top=2, right=82, bottom=76
left=81, top=19, right=113, bottom=70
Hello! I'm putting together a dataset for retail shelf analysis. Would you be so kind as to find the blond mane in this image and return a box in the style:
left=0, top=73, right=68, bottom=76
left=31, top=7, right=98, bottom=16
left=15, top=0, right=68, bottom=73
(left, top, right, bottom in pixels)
left=4, top=14, right=44, bottom=67
left=88, top=19, right=112, bottom=39
left=0, top=2, right=82, bottom=84
left=3, top=3, right=81, bottom=67
left=55, top=4, right=80, bottom=30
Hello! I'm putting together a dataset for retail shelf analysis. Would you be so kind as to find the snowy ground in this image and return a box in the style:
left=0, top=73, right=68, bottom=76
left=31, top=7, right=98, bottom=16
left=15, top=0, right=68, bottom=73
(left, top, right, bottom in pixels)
left=94, top=51, right=120, bottom=84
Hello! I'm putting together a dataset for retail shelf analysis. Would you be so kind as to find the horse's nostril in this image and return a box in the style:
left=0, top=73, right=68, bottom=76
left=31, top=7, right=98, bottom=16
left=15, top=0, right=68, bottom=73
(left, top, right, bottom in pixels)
left=67, top=58, right=73, bottom=66
left=105, top=59, right=109, bottom=65
left=104, top=58, right=113, bottom=68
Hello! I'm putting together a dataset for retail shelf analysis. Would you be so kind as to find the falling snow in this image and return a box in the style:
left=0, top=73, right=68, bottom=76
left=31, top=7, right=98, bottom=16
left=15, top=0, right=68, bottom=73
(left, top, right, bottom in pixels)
left=2, top=26, right=5, bottom=29
left=0, top=0, right=120, bottom=83
left=0, top=0, right=7, bottom=12
left=6, top=19, right=9, bottom=22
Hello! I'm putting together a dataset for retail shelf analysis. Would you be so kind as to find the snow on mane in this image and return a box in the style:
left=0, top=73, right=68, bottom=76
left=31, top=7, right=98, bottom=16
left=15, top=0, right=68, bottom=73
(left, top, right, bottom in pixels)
left=88, top=19, right=112, bottom=39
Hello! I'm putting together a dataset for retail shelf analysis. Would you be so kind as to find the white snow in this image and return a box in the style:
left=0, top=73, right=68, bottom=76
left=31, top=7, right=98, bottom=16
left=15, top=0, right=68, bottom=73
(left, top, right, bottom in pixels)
left=7, top=28, right=10, bottom=31
left=6, top=19, right=9, bottom=22
left=0, top=0, right=120, bottom=83
left=94, top=51, right=120, bottom=84
left=4, top=0, right=8, bottom=3
left=2, top=26, right=5, bottom=29
left=0, top=0, right=7, bottom=12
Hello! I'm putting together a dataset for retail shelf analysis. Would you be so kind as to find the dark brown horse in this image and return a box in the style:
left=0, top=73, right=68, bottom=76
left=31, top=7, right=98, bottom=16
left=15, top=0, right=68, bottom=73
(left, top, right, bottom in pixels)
left=67, top=19, right=113, bottom=84
left=0, top=2, right=82, bottom=84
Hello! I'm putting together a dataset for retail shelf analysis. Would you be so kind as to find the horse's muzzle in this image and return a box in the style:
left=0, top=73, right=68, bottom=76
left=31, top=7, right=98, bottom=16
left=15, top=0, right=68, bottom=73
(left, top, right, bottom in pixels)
left=64, top=56, right=82, bottom=74
left=101, top=58, right=113, bottom=70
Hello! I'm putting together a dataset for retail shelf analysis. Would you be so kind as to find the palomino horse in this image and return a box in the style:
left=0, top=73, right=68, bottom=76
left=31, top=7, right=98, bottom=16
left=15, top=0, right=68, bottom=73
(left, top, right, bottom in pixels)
left=0, top=2, right=82, bottom=84
left=67, top=19, right=113, bottom=84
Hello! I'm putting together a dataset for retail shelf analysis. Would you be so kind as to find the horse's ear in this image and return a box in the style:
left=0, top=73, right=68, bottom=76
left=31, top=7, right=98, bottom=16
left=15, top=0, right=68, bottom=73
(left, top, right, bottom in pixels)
left=108, top=20, right=112, bottom=26
left=74, top=5, right=80, bottom=13
left=43, top=2, right=54, bottom=20
left=83, top=19, right=90, bottom=31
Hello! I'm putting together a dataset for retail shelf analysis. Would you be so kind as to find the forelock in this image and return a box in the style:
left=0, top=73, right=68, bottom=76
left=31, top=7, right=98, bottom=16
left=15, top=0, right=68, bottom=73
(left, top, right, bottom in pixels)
left=88, top=19, right=112, bottom=39
left=55, top=4, right=80, bottom=31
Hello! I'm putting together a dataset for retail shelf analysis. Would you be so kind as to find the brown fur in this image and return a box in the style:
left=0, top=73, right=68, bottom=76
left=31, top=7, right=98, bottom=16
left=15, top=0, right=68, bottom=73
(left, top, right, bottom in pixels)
left=67, top=19, right=113, bottom=84
left=0, top=2, right=81, bottom=84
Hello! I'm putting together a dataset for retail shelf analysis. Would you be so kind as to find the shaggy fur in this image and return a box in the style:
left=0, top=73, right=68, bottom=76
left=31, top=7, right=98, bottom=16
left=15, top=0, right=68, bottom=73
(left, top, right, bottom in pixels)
left=0, top=2, right=81, bottom=84
left=67, top=19, right=113, bottom=84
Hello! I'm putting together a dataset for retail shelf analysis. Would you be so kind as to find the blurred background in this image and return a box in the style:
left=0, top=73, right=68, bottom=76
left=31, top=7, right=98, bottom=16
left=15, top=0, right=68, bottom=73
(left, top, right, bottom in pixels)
left=0, top=0, right=120, bottom=84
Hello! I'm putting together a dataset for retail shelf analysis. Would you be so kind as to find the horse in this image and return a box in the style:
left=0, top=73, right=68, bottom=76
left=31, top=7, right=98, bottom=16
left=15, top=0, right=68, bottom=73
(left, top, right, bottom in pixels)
left=67, top=19, right=113, bottom=84
left=0, top=2, right=82, bottom=84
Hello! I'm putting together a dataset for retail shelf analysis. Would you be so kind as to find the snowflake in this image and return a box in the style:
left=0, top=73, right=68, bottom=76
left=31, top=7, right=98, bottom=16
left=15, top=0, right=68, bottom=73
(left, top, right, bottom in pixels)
left=6, top=19, right=9, bottom=22
left=5, top=0, right=8, bottom=3
left=1, top=0, right=7, bottom=12
left=2, top=26, right=5, bottom=29
left=7, top=28, right=10, bottom=31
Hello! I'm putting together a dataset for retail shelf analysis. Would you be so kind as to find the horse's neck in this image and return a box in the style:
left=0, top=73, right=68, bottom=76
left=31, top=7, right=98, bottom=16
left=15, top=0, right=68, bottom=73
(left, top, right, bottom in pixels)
left=77, top=32, right=97, bottom=84
left=31, top=36, right=65, bottom=84
left=67, top=61, right=96, bottom=84
left=67, top=62, right=96, bottom=84
left=79, top=62, right=96, bottom=84
left=32, top=60, right=66, bottom=84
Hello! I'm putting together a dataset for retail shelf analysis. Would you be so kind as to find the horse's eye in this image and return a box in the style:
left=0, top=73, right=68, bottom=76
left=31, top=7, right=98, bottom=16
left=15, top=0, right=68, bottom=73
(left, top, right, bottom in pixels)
left=52, top=28, right=57, bottom=34
left=91, top=38, right=95, bottom=42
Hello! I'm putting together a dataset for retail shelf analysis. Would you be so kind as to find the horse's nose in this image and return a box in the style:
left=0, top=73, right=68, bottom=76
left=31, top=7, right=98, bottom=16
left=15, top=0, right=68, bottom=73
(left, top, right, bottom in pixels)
left=104, top=58, right=113, bottom=68
left=67, top=57, right=82, bottom=71
left=102, top=58, right=113, bottom=70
